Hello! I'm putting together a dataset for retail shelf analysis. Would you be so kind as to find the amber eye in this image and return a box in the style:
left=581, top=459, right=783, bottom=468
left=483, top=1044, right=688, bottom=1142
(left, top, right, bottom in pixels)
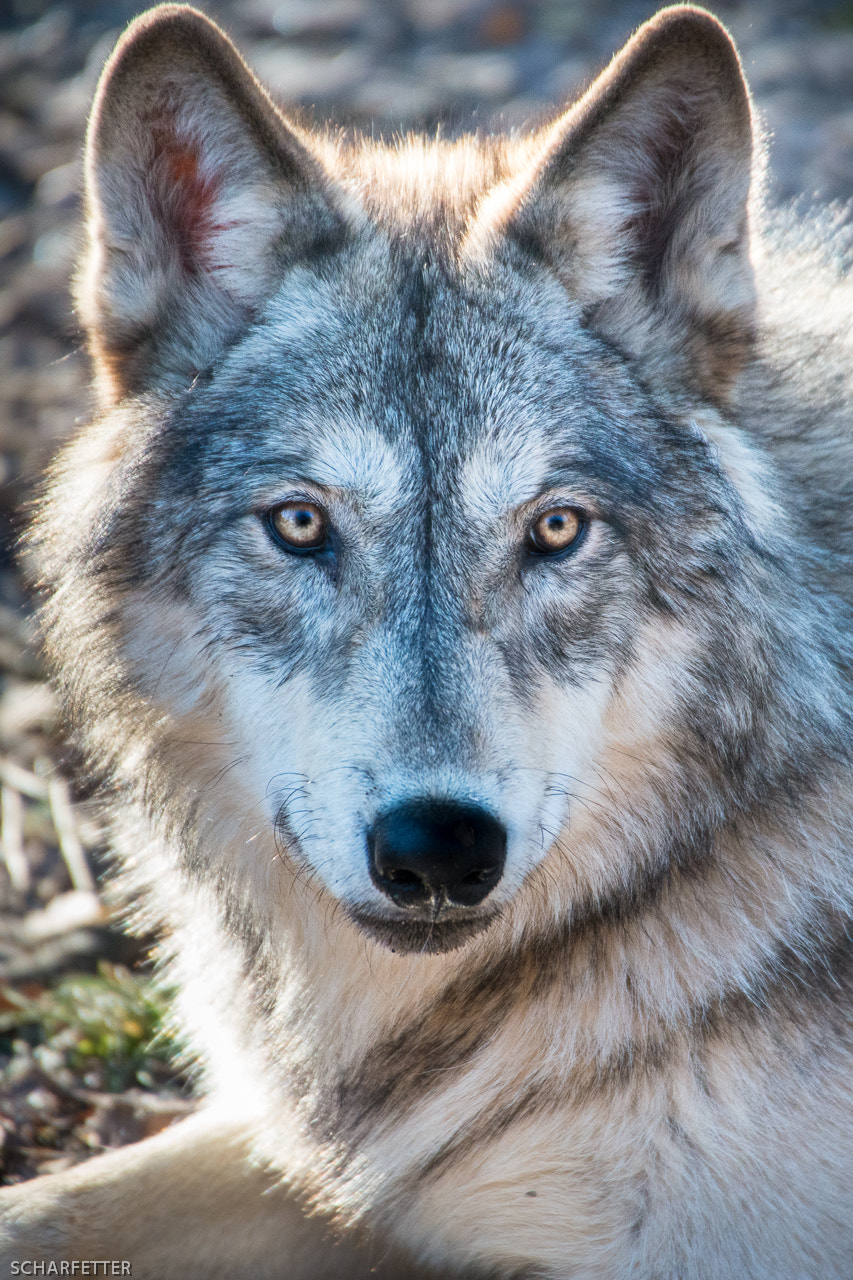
left=267, top=500, right=329, bottom=553
left=527, top=507, right=586, bottom=555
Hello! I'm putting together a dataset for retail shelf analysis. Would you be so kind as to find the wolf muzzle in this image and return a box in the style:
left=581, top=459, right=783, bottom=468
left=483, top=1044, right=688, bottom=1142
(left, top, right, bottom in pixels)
left=368, top=798, right=507, bottom=909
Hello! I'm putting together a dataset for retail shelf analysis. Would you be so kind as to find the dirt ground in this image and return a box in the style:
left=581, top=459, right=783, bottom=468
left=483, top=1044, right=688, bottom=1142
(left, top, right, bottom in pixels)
left=0, top=0, right=851, bottom=1182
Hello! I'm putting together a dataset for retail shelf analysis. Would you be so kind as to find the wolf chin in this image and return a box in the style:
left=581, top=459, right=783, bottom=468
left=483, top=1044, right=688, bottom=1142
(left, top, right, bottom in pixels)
left=2, top=3, right=853, bottom=1277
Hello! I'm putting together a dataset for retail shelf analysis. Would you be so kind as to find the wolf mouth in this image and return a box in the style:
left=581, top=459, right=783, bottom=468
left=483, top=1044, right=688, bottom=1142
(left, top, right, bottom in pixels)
left=345, top=905, right=503, bottom=954
left=275, top=808, right=503, bottom=953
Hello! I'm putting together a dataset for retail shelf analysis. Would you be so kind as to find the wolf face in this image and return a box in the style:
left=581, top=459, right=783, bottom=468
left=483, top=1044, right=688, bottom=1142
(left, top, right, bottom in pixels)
left=95, top=263, right=769, bottom=959
left=35, top=4, right=840, bottom=964
left=98, top=277, right=684, bottom=947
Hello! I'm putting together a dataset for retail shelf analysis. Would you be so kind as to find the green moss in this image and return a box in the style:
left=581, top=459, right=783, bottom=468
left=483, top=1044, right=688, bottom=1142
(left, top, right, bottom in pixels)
left=0, top=964, right=180, bottom=1093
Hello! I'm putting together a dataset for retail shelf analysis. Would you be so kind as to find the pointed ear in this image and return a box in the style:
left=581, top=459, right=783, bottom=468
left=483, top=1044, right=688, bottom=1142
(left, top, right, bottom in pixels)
left=78, top=4, right=352, bottom=403
left=476, top=5, right=756, bottom=400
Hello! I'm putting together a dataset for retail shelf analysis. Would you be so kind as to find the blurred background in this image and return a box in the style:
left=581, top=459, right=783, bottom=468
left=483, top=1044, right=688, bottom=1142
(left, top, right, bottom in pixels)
left=0, top=0, right=851, bottom=1183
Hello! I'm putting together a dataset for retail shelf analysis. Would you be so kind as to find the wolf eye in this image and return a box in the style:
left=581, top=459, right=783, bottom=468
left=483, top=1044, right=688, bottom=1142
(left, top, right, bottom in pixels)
left=527, top=507, right=586, bottom=556
left=266, top=500, right=329, bottom=553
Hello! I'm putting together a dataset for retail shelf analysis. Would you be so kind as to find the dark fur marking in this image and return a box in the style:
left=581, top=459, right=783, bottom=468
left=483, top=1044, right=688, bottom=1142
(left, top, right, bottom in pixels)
left=699, top=915, right=853, bottom=1050
left=323, top=830, right=717, bottom=1143
left=375, top=920, right=853, bottom=1216
left=394, top=1081, right=557, bottom=1199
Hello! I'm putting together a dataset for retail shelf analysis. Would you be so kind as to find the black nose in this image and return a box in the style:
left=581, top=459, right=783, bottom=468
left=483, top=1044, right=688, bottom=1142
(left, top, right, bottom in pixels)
left=368, top=798, right=507, bottom=909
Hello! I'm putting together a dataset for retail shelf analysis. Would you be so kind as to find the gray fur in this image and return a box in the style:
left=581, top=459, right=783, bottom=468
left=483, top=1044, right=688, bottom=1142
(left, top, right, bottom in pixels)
left=4, top=4, right=853, bottom=1277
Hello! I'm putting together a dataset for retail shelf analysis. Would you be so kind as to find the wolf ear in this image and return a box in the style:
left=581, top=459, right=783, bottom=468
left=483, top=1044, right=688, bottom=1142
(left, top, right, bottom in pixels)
left=78, top=4, right=350, bottom=402
left=480, top=6, right=756, bottom=399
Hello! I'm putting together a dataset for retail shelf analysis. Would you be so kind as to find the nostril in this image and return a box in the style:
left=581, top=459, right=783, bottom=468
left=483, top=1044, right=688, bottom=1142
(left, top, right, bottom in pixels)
left=367, top=798, right=507, bottom=910
left=459, top=865, right=498, bottom=885
left=385, top=868, right=423, bottom=888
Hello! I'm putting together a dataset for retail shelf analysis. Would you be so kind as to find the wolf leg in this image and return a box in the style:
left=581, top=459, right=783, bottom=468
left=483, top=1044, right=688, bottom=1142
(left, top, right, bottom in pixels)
left=0, top=1107, right=439, bottom=1280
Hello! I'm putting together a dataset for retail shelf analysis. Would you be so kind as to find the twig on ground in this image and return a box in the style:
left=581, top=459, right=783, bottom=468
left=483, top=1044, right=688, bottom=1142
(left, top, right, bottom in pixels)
left=1, top=782, right=29, bottom=893
left=47, top=777, right=95, bottom=894
left=0, top=757, right=48, bottom=801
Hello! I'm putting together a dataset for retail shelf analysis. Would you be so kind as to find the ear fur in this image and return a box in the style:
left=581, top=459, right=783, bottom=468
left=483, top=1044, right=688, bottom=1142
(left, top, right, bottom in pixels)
left=475, top=5, right=756, bottom=400
left=78, top=4, right=350, bottom=403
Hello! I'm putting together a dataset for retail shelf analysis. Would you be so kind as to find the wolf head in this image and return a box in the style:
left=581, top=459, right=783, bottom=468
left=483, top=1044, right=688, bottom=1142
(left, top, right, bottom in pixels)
left=34, top=4, right=850, bottom=963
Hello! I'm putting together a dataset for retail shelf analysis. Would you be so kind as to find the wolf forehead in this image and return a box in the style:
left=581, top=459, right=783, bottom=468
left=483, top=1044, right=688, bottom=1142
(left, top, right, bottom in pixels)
left=131, top=257, right=717, bottom=551
left=190, top=254, right=625, bottom=468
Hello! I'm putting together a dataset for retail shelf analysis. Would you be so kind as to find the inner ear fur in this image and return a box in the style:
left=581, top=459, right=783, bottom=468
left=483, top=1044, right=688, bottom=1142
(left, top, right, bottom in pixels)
left=79, top=4, right=351, bottom=402
left=482, top=5, right=756, bottom=400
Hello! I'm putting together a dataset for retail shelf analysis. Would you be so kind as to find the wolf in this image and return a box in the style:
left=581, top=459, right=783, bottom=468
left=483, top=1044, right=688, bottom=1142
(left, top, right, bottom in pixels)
left=2, top=2, right=853, bottom=1276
